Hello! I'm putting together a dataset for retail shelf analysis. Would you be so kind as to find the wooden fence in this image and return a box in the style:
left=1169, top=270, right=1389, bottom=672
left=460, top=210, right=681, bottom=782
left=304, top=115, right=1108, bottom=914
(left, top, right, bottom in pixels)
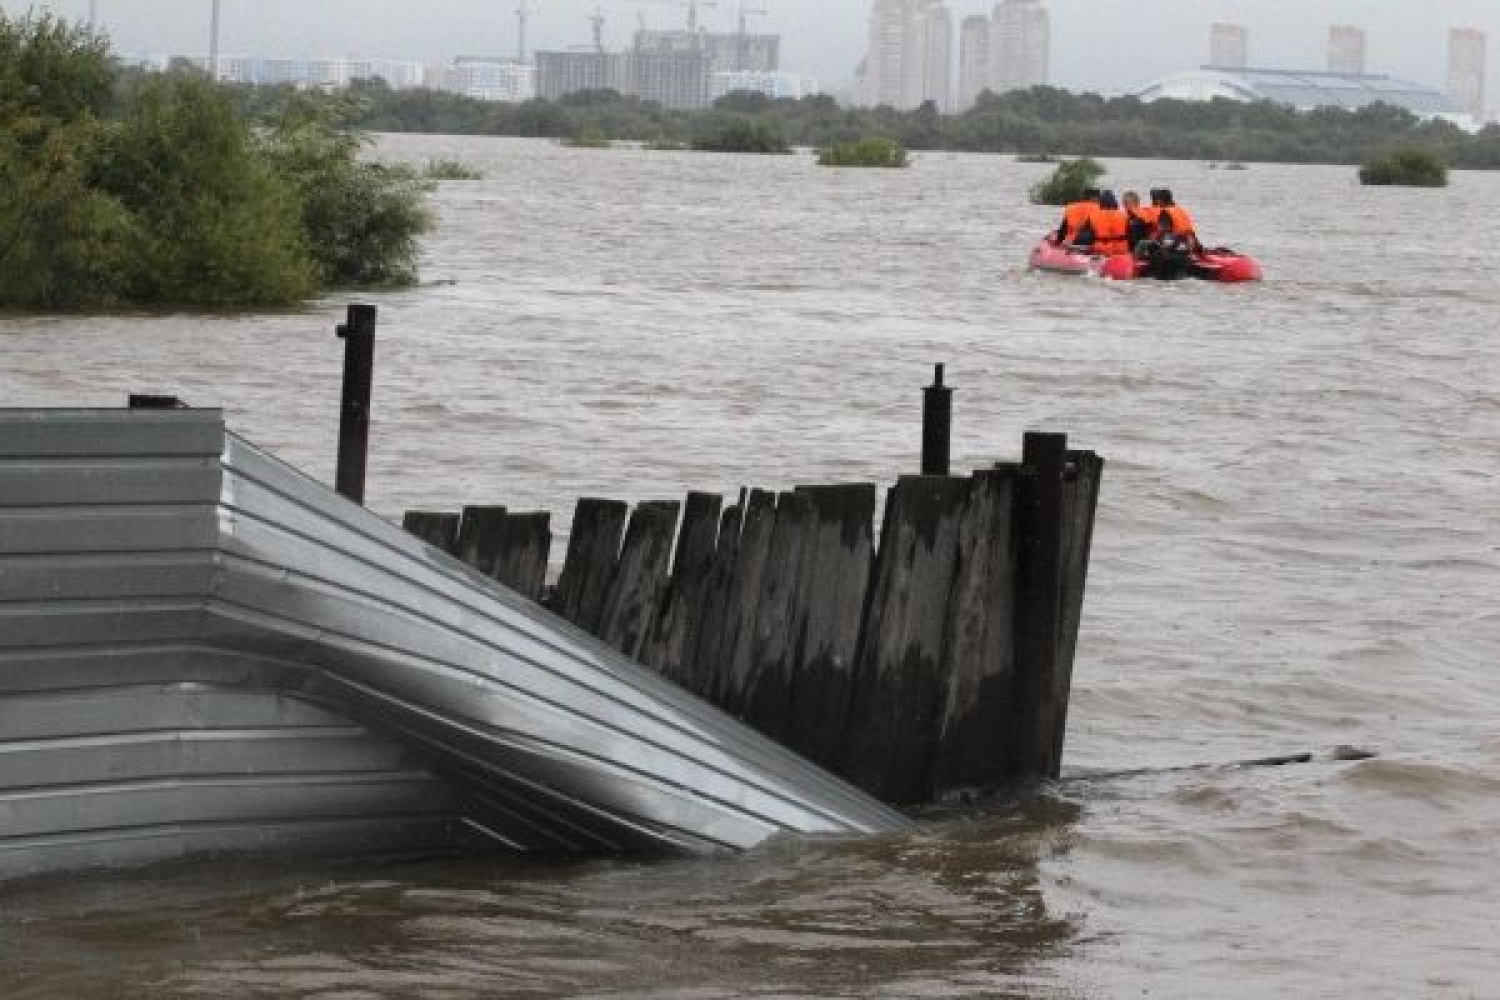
left=403, top=431, right=1102, bottom=805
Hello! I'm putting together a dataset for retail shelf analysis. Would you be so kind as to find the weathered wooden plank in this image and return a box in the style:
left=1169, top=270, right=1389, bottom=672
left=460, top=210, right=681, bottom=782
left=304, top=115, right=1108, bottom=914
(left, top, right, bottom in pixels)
left=839, top=475, right=970, bottom=803
left=454, top=505, right=508, bottom=572
left=740, top=491, right=813, bottom=742
left=401, top=511, right=461, bottom=555
left=931, top=466, right=1021, bottom=795
left=683, top=495, right=745, bottom=700
left=490, top=512, right=553, bottom=602
left=1051, top=449, right=1104, bottom=773
left=779, top=484, right=877, bottom=769
left=645, top=491, right=723, bottom=683
left=551, top=498, right=629, bottom=633
left=599, top=500, right=680, bottom=661
left=713, top=489, right=778, bottom=714
left=1013, top=432, right=1068, bottom=780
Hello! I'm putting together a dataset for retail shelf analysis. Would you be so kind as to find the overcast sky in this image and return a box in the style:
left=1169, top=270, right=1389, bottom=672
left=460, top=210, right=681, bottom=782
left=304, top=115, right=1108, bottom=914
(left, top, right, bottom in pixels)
left=8, top=0, right=1499, bottom=99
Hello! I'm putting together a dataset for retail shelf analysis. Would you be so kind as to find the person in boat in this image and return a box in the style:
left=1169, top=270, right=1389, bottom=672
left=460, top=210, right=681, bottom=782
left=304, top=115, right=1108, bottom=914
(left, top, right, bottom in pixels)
left=1122, top=191, right=1158, bottom=253
left=1055, top=187, right=1100, bottom=246
left=1087, top=190, right=1130, bottom=256
left=1155, top=189, right=1199, bottom=251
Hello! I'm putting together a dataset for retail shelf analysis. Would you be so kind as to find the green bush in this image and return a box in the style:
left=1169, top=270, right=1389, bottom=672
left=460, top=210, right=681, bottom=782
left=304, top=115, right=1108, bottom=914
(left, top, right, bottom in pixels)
left=1028, top=157, right=1106, bottom=205
left=260, top=98, right=432, bottom=288
left=817, top=136, right=909, bottom=168
left=0, top=10, right=432, bottom=310
left=1359, top=147, right=1448, bottom=187
left=690, top=113, right=790, bottom=154
left=96, top=74, right=318, bottom=306
left=0, top=119, right=137, bottom=309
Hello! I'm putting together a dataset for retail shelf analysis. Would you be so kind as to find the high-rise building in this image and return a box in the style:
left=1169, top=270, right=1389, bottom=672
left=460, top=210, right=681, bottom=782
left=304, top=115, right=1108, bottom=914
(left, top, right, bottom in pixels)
left=862, top=0, right=953, bottom=110
left=701, top=31, right=779, bottom=74
left=1209, top=22, right=1248, bottom=70
left=863, top=0, right=905, bottom=106
left=991, top=0, right=1048, bottom=93
left=1327, top=25, right=1367, bottom=76
left=1447, top=27, right=1487, bottom=121
left=921, top=5, right=953, bottom=110
left=631, top=30, right=711, bottom=109
left=535, top=30, right=780, bottom=110
left=535, top=51, right=628, bottom=101
left=957, top=15, right=990, bottom=110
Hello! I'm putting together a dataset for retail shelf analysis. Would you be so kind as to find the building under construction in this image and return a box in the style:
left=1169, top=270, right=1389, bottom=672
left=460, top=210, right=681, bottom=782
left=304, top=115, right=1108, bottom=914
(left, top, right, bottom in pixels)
left=535, top=29, right=780, bottom=111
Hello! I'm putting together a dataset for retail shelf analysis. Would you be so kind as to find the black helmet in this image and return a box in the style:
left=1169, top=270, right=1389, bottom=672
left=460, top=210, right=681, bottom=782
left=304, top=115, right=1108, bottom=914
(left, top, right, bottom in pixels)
left=1160, top=188, right=1176, bottom=206
left=1099, top=190, right=1119, bottom=210
left=1149, top=187, right=1166, bottom=205
left=1082, top=187, right=1101, bottom=201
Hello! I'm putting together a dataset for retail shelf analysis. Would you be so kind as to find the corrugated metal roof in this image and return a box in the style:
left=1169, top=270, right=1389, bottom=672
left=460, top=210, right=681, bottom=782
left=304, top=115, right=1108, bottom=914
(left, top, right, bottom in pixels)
left=1, top=409, right=908, bottom=879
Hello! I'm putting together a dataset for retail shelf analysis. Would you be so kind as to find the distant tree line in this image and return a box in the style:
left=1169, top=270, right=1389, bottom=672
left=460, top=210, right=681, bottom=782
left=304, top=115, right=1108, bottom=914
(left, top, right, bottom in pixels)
left=226, top=78, right=1500, bottom=170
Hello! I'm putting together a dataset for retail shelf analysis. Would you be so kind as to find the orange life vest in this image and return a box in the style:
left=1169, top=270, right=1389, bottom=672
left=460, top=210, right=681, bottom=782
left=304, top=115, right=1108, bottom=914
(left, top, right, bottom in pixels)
left=1087, top=207, right=1130, bottom=256
left=1059, top=200, right=1095, bottom=242
left=1159, top=205, right=1196, bottom=239
left=1134, top=205, right=1163, bottom=228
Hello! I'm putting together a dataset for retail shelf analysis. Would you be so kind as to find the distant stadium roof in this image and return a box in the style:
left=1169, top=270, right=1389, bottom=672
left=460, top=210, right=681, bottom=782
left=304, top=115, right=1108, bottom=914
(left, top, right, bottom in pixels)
left=1135, top=67, right=1464, bottom=118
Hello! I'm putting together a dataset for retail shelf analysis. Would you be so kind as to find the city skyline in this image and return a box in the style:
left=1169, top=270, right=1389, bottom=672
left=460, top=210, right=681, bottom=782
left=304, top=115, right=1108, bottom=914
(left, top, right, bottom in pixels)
left=6, top=0, right=1500, bottom=106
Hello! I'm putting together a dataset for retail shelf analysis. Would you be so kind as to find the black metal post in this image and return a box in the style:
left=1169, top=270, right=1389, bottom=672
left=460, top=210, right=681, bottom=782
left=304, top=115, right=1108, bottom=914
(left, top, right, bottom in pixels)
left=335, top=304, right=377, bottom=505
left=921, top=363, right=953, bottom=476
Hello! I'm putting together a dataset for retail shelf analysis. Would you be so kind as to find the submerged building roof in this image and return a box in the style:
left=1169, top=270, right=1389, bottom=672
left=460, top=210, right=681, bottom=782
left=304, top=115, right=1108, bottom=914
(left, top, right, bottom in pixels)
left=1135, top=67, right=1468, bottom=124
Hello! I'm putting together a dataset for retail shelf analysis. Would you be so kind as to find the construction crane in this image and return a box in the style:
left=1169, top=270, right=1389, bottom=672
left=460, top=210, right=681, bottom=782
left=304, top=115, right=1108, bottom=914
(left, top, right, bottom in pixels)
left=733, top=2, right=768, bottom=71
left=735, top=1, right=768, bottom=39
left=635, top=0, right=719, bottom=35
left=588, top=6, right=606, bottom=53
left=515, top=1, right=531, bottom=62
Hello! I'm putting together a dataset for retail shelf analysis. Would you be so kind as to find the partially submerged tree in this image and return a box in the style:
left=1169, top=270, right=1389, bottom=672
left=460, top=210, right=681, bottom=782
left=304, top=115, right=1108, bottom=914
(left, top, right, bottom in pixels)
left=1029, top=157, right=1106, bottom=206
left=1358, top=147, right=1449, bottom=187
left=0, top=11, right=431, bottom=311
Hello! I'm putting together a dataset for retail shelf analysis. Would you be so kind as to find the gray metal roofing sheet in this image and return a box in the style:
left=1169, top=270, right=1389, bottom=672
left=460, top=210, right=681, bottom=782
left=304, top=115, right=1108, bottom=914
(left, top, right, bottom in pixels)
left=0, top=408, right=910, bottom=879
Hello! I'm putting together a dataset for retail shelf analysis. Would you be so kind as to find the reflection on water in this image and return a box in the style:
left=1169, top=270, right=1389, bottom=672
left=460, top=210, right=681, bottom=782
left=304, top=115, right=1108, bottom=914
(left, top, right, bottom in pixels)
left=3, top=797, right=1081, bottom=999
left=2, top=137, right=1499, bottom=997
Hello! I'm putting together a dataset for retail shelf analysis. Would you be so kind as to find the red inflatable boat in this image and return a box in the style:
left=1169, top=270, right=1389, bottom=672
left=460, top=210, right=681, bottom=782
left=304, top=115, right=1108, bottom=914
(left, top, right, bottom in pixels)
left=1028, top=236, right=1263, bottom=283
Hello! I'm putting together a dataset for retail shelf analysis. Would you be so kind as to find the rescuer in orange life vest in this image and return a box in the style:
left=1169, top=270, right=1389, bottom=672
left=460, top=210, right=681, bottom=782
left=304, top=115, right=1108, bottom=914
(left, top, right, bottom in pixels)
left=1123, top=190, right=1159, bottom=253
left=1155, top=189, right=1199, bottom=250
left=1055, top=187, right=1100, bottom=245
left=1085, top=190, right=1130, bottom=256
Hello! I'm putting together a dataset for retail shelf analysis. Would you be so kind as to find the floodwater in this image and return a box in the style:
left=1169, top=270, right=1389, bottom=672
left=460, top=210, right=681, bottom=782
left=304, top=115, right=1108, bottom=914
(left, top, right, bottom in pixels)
left=2, top=136, right=1498, bottom=998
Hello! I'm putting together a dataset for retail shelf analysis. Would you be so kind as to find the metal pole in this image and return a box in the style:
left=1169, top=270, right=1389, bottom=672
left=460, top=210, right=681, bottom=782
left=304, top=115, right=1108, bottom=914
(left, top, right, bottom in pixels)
left=335, top=304, right=377, bottom=505
left=89, top=0, right=98, bottom=28
left=921, top=363, right=953, bottom=476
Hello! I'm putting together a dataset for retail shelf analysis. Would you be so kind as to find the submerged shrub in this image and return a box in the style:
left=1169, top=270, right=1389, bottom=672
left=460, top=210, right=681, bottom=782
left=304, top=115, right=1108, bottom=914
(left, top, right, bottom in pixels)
left=0, top=10, right=433, bottom=310
left=1028, top=157, right=1106, bottom=205
left=817, top=136, right=910, bottom=168
left=96, top=74, right=318, bottom=307
left=260, top=99, right=432, bottom=288
left=690, top=113, right=790, bottom=154
left=1358, top=147, right=1448, bottom=187
left=0, top=120, right=136, bottom=309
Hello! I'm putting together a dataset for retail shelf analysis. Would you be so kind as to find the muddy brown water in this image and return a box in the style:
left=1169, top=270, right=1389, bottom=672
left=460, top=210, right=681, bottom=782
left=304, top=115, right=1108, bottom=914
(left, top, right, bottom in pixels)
left=2, top=137, right=1497, bottom=998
